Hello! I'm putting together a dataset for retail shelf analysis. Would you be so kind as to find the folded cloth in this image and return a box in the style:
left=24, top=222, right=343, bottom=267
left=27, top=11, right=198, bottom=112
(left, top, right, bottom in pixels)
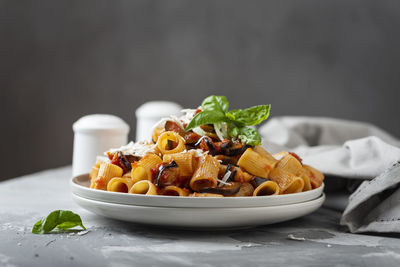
left=259, top=116, right=400, bottom=233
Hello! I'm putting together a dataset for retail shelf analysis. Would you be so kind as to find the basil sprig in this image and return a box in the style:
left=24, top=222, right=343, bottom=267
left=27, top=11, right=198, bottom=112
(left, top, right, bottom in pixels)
left=32, top=210, right=86, bottom=234
left=185, top=95, right=271, bottom=146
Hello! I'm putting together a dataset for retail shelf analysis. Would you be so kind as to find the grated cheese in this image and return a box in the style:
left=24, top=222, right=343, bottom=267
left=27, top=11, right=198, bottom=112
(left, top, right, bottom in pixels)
left=180, top=108, right=198, bottom=124
left=151, top=108, right=199, bottom=132
left=217, top=178, right=232, bottom=186
left=218, top=170, right=232, bottom=187
left=181, top=149, right=208, bottom=157
left=106, top=141, right=156, bottom=157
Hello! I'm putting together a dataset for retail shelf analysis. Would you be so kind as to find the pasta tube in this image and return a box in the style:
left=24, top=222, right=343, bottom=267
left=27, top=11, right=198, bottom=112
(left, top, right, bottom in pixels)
left=298, top=169, right=312, bottom=191
left=253, top=180, right=280, bottom=196
left=302, top=165, right=324, bottom=189
left=89, top=159, right=103, bottom=181
left=276, top=154, right=302, bottom=175
left=160, top=186, right=189, bottom=196
left=107, top=177, right=134, bottom=193
left=98, top=162, right=123, bottom=179
left=272, top=151, right=289, bottom=161
left=190, top=155, right=219, bottom=191
left=92, top=163, right=123, bottom=190
left=156, top=131, right=186, bottom=155
left=129, top=180, right=158, bottom=195
left=268, top=168, right=304, bottom=194
left=237, top=148, right=277, bottom=178
left=131, top=154, right=162, bottom=184
left=253, top=146, right=278, bottom=163
left=163, top=151, right=195, bottom=177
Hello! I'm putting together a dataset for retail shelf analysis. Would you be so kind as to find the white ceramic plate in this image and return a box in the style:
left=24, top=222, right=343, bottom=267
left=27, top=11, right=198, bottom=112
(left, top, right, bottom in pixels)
left=71, top=174, right=324, bottom=208
left=72, top=193, right=325, bottom=228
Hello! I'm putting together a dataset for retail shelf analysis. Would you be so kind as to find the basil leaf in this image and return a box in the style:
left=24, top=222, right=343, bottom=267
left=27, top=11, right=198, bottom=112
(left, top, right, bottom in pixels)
left=230, top=127, right=261, bottom=146
left=228, top=126, right=240, bottom=138
left=226, top=105, right=270, bottom=126
left=201, top=95, right=229, bottom=113
left=185, top=110, right=228, bottom=131
left=32, top=210, right=86, bottom=234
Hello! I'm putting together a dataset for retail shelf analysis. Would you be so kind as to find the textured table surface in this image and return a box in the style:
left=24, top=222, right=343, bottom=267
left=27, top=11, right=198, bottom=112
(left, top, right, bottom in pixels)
left=1, top=167, right=399, bottom=267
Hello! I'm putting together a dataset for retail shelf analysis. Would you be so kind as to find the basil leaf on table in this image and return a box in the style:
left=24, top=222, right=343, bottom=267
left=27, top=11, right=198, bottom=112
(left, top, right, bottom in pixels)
left=226, top=105, right=270, bottom=126
left=185, top=110, right=228, bottom=131
left=32, top=210, right=86, bottom=234
left=201, top=95, right=229, bottom=113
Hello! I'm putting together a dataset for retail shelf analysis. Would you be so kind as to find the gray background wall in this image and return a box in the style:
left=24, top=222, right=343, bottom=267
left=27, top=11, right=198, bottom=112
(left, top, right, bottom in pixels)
left=1, top=0, right=399, bottom=181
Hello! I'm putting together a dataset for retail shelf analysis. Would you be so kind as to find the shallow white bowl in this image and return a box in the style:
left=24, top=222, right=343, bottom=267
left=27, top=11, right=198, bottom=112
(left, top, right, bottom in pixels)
left=72, top=193, right=325, bottom=228
left=71, top=174, right=324, bottom=208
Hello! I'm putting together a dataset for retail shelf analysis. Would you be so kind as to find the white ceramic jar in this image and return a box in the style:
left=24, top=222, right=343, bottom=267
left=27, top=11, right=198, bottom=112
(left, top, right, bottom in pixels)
left=135, top=101, right=182, bottom=142
left=72, top=114, right=130, bottom=176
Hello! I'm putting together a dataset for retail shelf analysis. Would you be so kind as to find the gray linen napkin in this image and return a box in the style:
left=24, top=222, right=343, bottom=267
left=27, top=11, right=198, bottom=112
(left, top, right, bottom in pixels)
left=258, top=116, right=400, bottom=233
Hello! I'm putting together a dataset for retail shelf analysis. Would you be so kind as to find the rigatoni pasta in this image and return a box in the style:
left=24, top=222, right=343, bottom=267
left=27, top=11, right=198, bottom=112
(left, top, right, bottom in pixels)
left=129, top=180, right=158, bottom=195
left=131, top=154, right=162, bottom=183
left=156, top=131, right=186, bottom=154
left=160, top=186, right=190, bottom=196
left=276, top=154, right=302, bottom=175
left=163, top=151, right=195, bottom=177
left=190, top=155, right=219, bottom=191
left=268, top=168, right=304, bottom=194
left=237, top=148, right=277, bottom=178
left=107, top=177, right=133, bottom=193
left=302, top=165, right=324, bottom=189
left=91, top=162, right=123, bottom=190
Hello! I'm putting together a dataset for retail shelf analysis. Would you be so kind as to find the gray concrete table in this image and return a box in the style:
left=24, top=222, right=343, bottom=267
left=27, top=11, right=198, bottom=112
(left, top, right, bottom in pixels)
left=1, top=167, right=400, bottom=267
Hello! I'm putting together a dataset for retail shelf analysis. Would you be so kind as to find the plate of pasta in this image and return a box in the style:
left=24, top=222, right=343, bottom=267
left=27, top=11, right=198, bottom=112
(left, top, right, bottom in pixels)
left=72, top=96, right=325, bottom=227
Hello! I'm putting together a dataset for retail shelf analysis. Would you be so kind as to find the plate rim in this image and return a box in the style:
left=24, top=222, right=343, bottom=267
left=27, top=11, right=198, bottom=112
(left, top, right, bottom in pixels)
left=72, top=193, right=325, bottom=228
left=73, top=192, right=326, bottom=210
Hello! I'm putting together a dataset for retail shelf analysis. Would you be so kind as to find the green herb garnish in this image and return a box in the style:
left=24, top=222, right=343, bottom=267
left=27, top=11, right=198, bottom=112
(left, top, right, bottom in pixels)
left=185, top=95, right=270, bottom=146
left=32, top=210, right=86, bottom=234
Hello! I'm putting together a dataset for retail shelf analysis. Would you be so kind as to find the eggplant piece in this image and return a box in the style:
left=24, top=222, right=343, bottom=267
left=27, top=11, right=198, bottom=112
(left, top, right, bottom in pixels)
left=154, top=161, right=178, bottom=187
left=126, top=155, right=140, bottom=163
left=183, top=131, right=201, bottom=144
left=223, top=163, right=237, bottom=182
left=220, top=141, right=250, bottom=156
left=227, top=144, right=250, bottom=156
left=198, top=182, right=241, bottom=196
left=251, top=177, right=270, bottom=188
left=214, top=155, right=239, bottom=165
left=196, top=136, right=218, bottom=155
left=239, top=145, right=251, bottom=154
left=204, top=137, right=217, bottom=155
left=165, top=121, right=184, bottom=135
left=220, top=141, right=232, bottom=154
left=167, top=139, right=176, bottom=150
left=118, top=152, right=132, bottom=172
left=200, top=124, right=216, bottom=133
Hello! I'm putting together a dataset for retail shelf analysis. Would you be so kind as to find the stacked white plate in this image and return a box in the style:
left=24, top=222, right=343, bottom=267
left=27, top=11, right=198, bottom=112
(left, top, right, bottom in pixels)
left=71, top=174, right=325, bottom=229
